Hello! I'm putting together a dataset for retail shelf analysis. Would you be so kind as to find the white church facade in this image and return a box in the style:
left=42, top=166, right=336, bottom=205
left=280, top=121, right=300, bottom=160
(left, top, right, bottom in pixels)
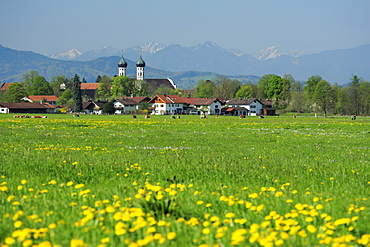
left=117, top=55, right=177, bottom=90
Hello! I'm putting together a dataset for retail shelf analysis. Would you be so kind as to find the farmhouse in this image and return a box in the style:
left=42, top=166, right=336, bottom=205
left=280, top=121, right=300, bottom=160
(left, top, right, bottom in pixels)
left=0, top=102, right=55, bottom=114
left=184, top=98, right=222, bottom=115
left=114, top=97, right=140, bottom=114
left=225, top=98, right=264, bottom=116
left=148, top=95, right=186, bottom=115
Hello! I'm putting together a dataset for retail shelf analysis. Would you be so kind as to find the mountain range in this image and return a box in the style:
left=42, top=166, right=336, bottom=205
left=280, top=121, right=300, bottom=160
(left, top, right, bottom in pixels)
left=1, top=42, right=370, bottom=89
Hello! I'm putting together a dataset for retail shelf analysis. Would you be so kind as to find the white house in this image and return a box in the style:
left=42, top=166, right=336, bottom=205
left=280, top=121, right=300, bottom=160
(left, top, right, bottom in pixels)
left=185, top=98, right=222, bottom=115
left=148, top=95, right=186, bottom=115
left=114, top=97, right=140, bottom=114
left=226, top=98, right=264, bottom=116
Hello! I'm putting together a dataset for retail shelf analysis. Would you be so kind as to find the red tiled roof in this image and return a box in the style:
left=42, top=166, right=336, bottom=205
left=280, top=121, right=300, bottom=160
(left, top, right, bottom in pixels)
left=116, top=97, right=139, bottom=105
left=130, top=96, right=150, bottom=103
left=80, top=83, right=99, bottom=90
left=28, top=95, right=58, bottom=102
left=185, top=98, right=219, bottom=105
left=0, top=82, right=15, bottom=90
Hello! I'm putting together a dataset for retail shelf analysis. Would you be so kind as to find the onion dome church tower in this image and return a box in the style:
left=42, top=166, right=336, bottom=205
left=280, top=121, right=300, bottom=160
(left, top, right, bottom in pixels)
left=118, top=55, right=128, bottom=76
left=136, top=54, right=145, bottom=81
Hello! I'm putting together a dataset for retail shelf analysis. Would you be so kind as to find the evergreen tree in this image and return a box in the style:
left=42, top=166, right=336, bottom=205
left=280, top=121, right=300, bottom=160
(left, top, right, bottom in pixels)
left=102, top=101, right=116, bottom=114
left=72, top=74, right=82, bottom=112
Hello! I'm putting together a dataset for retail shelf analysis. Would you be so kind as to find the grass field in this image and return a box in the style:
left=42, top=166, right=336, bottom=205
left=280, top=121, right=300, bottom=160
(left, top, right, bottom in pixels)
left=1, top=114, right=370, bottom=247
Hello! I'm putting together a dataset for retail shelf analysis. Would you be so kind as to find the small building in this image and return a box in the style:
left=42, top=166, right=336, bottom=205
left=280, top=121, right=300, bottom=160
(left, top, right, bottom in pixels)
left=227, top=98, right=264, bottom=116
left=114, top=97, right=140, bottom=114
left=0, top=102, right=54, bottom=114
left=184, top=98, right=222, bottom=115
left=148, top=95, right=186, bottom=115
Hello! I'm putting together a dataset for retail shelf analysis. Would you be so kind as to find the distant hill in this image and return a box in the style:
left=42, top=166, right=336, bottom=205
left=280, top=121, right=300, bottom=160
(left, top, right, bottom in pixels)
left=1, top=42, right=370, bottom=87
left=0, top=44, right=259, bottom=89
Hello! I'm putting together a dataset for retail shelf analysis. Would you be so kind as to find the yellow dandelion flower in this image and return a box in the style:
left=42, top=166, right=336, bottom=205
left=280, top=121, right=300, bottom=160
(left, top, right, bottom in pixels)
left=14, top=220, right=23, bottom=228
left=202, top=228, right=211, bottom=234
left=167, top=232, right=176, bottom=240
left=74, top=184, right=84, bottom=189
left=307, top=225, right=317, bottom=233
left=21, top=179, right=27, bottom=184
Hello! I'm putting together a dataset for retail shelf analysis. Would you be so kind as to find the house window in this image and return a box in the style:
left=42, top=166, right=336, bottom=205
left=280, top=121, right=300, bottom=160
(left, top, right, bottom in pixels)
left=215, top=105, right=218, bottom=108
left=251, top=105, right=256, bottom=108
left=160, top=104, right=164, bottom=107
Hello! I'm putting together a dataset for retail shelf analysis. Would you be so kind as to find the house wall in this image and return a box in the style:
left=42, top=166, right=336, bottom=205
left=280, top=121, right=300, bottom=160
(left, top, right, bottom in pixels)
left=114, top=102, right=137, bottom=114
left=0, top=107, right=9, bottom=114
left=151, top=103, right=183, bottom=115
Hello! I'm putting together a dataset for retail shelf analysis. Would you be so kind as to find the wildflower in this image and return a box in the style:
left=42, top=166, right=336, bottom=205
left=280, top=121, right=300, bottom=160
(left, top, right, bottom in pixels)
left=167, top=232, right=176, bottom=240
left=14, top=220, right=23, bottom=228
left=307, top=225, right=317, bottom=233
left=75, top=184, right=84, bottom=189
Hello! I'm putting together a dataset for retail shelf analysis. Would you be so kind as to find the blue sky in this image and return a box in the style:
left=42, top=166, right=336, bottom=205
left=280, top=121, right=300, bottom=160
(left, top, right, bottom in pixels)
left=1, top=0, right=370, bottom=55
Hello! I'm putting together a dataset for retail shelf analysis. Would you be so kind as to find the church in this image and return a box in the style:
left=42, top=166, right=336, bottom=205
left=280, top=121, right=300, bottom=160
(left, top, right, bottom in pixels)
left=118, top=55, right=177, bottom=92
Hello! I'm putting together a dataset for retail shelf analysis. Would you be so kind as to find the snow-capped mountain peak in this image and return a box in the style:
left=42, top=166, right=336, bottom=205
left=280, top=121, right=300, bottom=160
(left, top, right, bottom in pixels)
left=253, top=46, right=304, bottom=60
left=50, top=49, right=82, bottom=60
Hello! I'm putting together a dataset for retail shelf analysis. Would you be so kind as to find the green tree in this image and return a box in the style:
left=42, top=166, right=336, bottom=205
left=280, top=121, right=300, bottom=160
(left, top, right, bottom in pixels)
left=264, top=75, right=284, bottom=99
left=313, top=80, right=333, bottom=116
left=56, top=89, right=73, bottom=106
left=1, top=83, right=28, bottom=102
left=235, top=84, right=254, bottom=99
left=102, top=101, right=116, bottom=114
left=214, top=76, right=241, bottom=99
left=194, top=80, right=215, bottom=98
left=95, top=75, right=113, bottom=100
left=348, top=75, right=362, bottom=115
left=134, top=80, right=149, bottom=96
left=304, top=75, right=322, bottom=101
left=27, top=76, right=54, bottom=95
left=359, top=80, right=370, bottom=115
left=22, top=70, right=39, bottom=89
left=110, top=76, right=134, bottom=99
left=95, top=75, right=102, bottom=83
left=50, top=75, right=67, bottom=97
left=281, top=74, right=294, bottom=101
left=72, top=74, right=82, bottom=112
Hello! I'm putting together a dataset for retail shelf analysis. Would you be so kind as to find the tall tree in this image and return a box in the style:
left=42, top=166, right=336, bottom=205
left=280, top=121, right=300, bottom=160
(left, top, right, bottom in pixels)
left=22, top=70, right=39, bottom=89
left=27, top=76, right=54, bottom=95
left=313, top=80, right=333, bottom=116
left=72, top=74, right=82, bottom=112
left=280, top=74, right=294, bottom=101
left=359, top=80, right=370, bottom=115
left=304, top=75, right=322, bottom=101
left=348, top=75, right=362, bottom=115
left=264, top=75, right=284, bottom=99
left=1, top=83, right=28, bottom=102
left=95, top=75, right=113, bottom=100
left=110, top=76, right=134, bottom=99
left=213, top=76, right=241, bottom=99
left=194, top=79, right=215, bottom=98
left=235, top=84, right=254, bottom=99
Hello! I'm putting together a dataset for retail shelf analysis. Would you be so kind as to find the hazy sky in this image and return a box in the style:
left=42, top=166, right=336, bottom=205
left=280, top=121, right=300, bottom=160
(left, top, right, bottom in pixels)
left=1, top=0, right=370, bottom=55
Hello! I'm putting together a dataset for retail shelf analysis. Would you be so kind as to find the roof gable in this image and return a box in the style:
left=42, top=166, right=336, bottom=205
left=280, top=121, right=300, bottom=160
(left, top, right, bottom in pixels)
left=28, top=95, right=58, bottom=101
left=80, top=83, right=100, bottom=90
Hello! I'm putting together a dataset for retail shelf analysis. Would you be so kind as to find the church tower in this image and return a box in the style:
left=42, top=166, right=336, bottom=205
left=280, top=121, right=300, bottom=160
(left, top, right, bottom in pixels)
left=118, top=55, right=128, bottom=76
left=136, top=54, right=145, bottom=80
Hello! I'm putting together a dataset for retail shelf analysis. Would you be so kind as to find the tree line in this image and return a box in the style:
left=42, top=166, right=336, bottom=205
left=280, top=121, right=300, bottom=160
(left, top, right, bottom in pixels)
left=194, top=74, right=370, bottom=116
left=1, top=70, right=369, bottom=115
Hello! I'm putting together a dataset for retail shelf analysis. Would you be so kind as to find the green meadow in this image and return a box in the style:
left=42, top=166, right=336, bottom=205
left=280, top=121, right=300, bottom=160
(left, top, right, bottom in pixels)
left=1, top=114, right=369, bottom=247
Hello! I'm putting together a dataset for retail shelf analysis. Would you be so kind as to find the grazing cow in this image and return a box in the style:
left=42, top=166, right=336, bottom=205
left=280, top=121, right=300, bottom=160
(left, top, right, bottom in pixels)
left=215, top=115, right=219, bottom=119
left=73, top=113, right=80, bottom=117
left=144, top=115, right=150, bottom=119
left=200, top=115, right=207, bottom=119
left=170, top=115, right=176, bottom=119
left=132, top=115, right=137, bottom=119
left=292, top=115, right=297, bottom=119
left=239, top=115, right=245, bottom=118
left=259, top=115, right=264, bottom=119
left=177, top=115, right=181, bottom=119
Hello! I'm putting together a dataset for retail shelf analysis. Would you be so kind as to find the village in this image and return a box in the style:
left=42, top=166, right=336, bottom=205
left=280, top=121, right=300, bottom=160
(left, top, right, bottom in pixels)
left=0, top=55, right=285, bottom=116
